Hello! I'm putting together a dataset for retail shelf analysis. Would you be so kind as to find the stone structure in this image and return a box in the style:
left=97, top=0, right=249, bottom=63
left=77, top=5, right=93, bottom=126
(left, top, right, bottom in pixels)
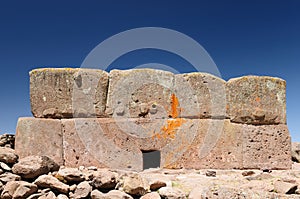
left=15, top=68, right=291, bottom=171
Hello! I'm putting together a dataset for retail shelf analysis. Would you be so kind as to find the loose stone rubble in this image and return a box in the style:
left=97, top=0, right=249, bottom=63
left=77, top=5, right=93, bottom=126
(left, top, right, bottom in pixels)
left=15, top=68, right=292, bottom=171
left=1, top=146, right=300, bottom=198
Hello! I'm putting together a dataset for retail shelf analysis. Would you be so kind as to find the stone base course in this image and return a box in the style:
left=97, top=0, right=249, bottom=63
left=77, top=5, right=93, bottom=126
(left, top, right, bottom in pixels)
left=15, top=117, right=291, bottom=170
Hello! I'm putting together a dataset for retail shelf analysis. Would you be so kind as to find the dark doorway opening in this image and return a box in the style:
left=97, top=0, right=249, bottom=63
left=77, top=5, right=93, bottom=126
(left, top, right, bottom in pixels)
left=142, top=150, right=161, bottom=170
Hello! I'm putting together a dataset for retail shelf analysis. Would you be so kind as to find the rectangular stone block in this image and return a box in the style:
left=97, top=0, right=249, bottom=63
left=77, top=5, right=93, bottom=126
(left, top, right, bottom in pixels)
left=166, top=119, right=243, bottom=169
left=62, top=118, right=143, bottom=170
left=105, top=69, right=174, bottom=119
left=30, top=68, right=109, bottom=118
left=227, top=76, right=286, bottom=124
left=241, top=123, right=291, bottom=169
left=15, top=117, right=63, bottom=165
left=174, top=73, right=227, bottom=119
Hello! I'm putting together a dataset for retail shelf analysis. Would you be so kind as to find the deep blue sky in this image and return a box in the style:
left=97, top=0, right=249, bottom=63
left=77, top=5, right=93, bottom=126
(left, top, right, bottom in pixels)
left=0, top=1, right=299, bottom=140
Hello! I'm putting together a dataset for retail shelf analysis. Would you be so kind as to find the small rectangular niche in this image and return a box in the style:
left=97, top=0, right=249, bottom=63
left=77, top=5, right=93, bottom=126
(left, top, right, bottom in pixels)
left=142, top=150, right=161, bottom=170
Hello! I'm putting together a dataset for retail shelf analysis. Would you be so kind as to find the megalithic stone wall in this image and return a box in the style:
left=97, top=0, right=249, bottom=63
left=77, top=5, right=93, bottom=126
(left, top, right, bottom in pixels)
left=15, top=68, right=291, bottom=171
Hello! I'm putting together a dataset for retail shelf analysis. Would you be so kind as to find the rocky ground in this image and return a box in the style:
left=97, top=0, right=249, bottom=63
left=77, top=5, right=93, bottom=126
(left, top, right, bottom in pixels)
left=2, top=134, right=300, bottom=199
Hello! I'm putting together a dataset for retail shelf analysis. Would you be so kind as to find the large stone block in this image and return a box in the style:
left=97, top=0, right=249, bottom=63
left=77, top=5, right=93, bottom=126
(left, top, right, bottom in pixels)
left=174, top=72, right=227, bottom=119
left=62, top=118, right=143, bottom=170
left=106, top=69, right=174, bottom=119
left=227, top=76, right=286, bottom=124
left=15, top=117, right=63, bottom=165
left=166, top=119, right=243, bottom=169
left=241, top=123, right=291, bottom=169
left=30, top=68, right=109, bottom=118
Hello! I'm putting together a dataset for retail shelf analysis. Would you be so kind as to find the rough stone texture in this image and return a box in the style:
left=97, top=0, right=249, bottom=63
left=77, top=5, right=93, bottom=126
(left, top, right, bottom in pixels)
left=122, top=173, right=150, bottom=196
left=0, top=147, right=18, bottom=164
left=174, top=72, right=227, bottom=119
left=141, top=192, right=161, bottom=199
left=62, top=118, right=142, bottom=170
left=34, top=175, right=69, bottom=194
left=92, top=170, right=119, bottom=189
left=1, top=181, right=38, bottom=199
left=158, top=187, right=187, bottom=199
left=30, top=68, right=109, bottom=118
left=15, top=117, right=63, bottom=165
left=227, top=76, right=286, bottom=125
left=0, top=172, right=21, bottom=183
left=72, top=181, right=92, bottom=198
left=106, top=69, right=174, bottom=119
left=274, top=180, right=298, bottom=194
left=12, top=156, right=59, bottom=179
left=241, top=123, right=291, bottom=169
left=60, top=117, right=291, bottom=170
left=56, top=168, right=85, bottom=183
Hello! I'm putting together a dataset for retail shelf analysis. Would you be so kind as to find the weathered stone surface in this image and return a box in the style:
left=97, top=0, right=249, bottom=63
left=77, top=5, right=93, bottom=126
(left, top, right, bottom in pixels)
left=241, top=123, right=291, bottom=169
left=72, top=181, right=92, bottom=199
left=158, top=187, right=186, bottom=199
left=12, top=156, right=59, bottom=179
left=149, top=180, right=167, bottom=191
left=106, top=69, right=174, bottom=119
left=274, top=180, right=298, bottom=194
left=60, top=117, right=291, bottom=170
left=227, top=76, right=286, bottom=124
left=0, top=147, right=18, bottom=164
left=56, top=168, right=85, bottom=183
left=0, top=162, right=12, bottom=171
left=92, top=169, right=119, bottom=189
left=0, top=172, right=21, bottom=183
left=141, top=192, right=161, bottom=199
left=34, top=175, right=69, bottom=194
left=105, top=190, right=134, bottom=199
left=38, top=191, right=56, bottom=199
left=57, top=194, right=69, bottom=199
left=15, top=117, right=63, bottom=165
left=30, top=68, right=109, bottom=118
left=122, top=173, right=150, bottom=196
left=169, top=119, right=243, bottom=169
left=62, top=118, right=142, bottom=170
left=292, top=142, right=300, bottom=163
left=175, top=72, right=227, bottom=119
left=1, top=181, right=38, bottom=199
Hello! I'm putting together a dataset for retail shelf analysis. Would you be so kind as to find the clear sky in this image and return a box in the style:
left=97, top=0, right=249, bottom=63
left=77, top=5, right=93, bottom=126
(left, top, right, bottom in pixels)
left=0, top=1, right=299, bottom=140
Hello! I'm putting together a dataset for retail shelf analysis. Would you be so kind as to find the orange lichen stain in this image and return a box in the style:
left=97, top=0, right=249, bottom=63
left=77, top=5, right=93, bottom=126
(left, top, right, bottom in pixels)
left=152, top=93, right=186, bottom=140
left=255, top=97, right=261, bottom=102
left=170, top=93, right=180, bottom=118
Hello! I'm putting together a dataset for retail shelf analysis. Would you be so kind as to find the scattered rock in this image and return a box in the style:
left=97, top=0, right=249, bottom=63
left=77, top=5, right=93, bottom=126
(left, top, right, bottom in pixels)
left=34, top=175, right=69, bottom=194
left=90, top=189, right=104, bottom=199
left=1, top=181, right=38, bottom=199
left=0, top=162, right=12, bottom=171
left=242, top=170, right=255, bottom=176
left=0, top=172, right=21, bottom=183
left=105, top=190, right=134, bottom=199
left=38, top=191, right=56, bottom=199
left=141, top=192, right=161, bottom=199
left=274, top=180, right=298, bottom=194
left=0, top=134, right=15, bottom=148
left=205, top=170, right=216, bottom=177
left=92, top=170, right=119, bottom=189
left=12, top=156, right=59, bottom=179
left=122, top=173, right=150, bottom=196
left=158, top=187, right=186, bottom=199
left=57, top=194, right=69, bottom=199
left=73, top=181, right=92, bottom=198
left=0, top=147, right=18, bottom=164
left=57, top=168, right=85, bottom=183
left=149, top=180, right=167, bottom=191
